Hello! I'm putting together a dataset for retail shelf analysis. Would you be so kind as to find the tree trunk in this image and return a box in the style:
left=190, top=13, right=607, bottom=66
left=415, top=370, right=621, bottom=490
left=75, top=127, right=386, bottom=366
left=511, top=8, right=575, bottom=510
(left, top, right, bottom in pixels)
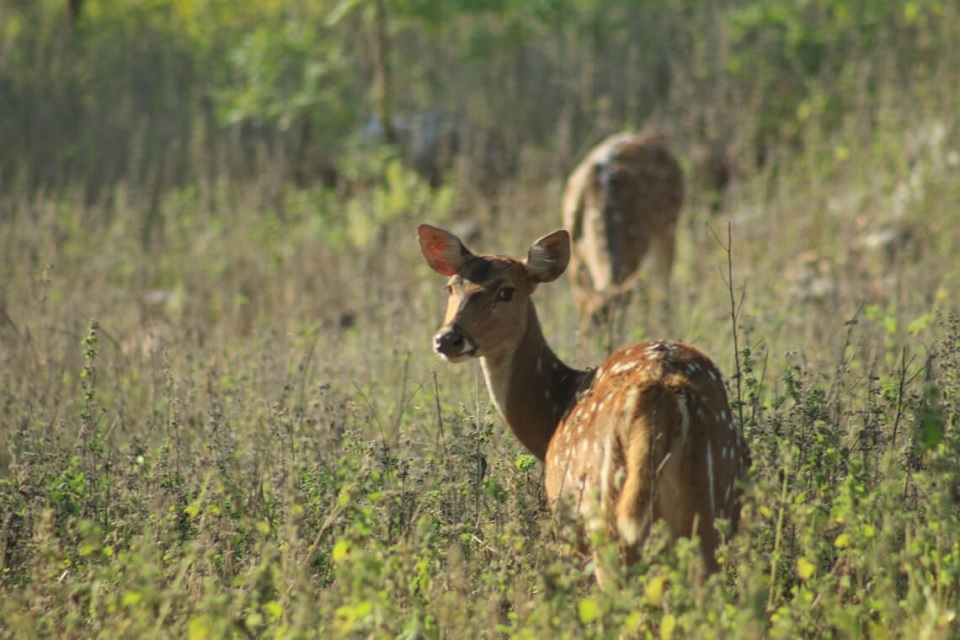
left=67, top=0, right=84, bottom=29
left=372, top=0, right=396, bottom=145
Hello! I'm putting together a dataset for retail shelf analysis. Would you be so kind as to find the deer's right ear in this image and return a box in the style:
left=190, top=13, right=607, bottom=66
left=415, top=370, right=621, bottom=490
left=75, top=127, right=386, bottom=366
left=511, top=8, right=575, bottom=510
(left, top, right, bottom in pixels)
left=418, top=224, right=472, bottom=276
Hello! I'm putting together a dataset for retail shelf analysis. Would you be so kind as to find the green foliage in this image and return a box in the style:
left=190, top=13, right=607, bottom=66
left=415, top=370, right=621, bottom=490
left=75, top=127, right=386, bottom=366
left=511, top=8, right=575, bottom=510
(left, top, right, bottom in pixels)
left=1, top=0, right=959, bottom=637
left=3, top=180, right=959, bottom=635
left=724, top=0, right=952, bottom=150
left=216, top=10, right=357, bottom=137
left=340, top=154, right=454, bottom=248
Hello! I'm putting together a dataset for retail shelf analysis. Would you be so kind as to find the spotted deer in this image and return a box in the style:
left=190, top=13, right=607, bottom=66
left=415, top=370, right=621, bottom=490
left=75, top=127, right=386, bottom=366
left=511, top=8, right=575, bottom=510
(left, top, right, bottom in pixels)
left=418, top=223, right=748, bottom=577
left=563, top=133, right=684, bottom=323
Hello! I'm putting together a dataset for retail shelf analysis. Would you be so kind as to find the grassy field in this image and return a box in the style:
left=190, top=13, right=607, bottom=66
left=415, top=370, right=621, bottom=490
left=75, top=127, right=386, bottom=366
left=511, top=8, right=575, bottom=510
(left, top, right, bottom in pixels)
left=2, top=2, right=960, bottom=639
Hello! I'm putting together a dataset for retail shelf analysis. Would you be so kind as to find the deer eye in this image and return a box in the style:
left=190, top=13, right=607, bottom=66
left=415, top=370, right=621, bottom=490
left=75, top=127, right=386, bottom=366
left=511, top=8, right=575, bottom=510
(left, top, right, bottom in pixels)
left=497, top=287, right=516, bottom=302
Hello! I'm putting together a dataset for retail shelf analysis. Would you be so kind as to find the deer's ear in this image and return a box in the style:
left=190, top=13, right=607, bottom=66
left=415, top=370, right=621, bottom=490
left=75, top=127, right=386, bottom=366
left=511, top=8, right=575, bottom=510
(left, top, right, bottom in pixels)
left=418, top=224, right=473, bottom=276
left=524, top=229, right=570, bottom=283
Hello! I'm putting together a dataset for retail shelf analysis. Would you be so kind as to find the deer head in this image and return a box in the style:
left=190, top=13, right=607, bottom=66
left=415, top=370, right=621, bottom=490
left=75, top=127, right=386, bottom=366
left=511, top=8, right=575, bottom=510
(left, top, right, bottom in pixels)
left=418, top=223, right=569, bottom=362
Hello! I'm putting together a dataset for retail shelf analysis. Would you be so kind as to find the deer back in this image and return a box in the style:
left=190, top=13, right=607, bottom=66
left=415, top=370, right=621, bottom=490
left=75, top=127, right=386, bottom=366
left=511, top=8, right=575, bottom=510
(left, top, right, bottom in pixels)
left=545, top=340, right=747, bottom=565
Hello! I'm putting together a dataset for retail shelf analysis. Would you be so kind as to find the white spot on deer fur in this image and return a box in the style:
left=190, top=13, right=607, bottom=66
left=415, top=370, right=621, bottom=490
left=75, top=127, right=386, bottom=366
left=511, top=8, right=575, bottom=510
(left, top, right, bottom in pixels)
left=537, top=356, right=542, bottom=374
left=708, top=369, right=720, bottom=383
left=599, top=438, right=614, bottom=503
left=705, top=440, right=717, bottom=516
left=611, top=360, right=638, bottom=375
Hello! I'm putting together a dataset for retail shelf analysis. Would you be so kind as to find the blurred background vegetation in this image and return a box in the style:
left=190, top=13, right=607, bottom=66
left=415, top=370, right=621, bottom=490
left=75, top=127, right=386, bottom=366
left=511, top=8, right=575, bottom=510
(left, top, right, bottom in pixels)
left=3, top=0, right=954, bottom=204
left=1, top=0, right=960, bottom=637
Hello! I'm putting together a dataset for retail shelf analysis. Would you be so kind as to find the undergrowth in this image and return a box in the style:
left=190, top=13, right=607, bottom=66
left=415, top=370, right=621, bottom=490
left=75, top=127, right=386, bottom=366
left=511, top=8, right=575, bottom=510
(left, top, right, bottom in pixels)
left=1, top=2, right=959, bottom=638
left=1, top=155, right=959, bottom=637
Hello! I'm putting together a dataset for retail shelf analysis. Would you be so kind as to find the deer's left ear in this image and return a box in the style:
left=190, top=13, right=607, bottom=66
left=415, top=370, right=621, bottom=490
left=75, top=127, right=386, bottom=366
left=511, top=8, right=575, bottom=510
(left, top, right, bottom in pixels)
left=418, top=224, right=474, bottom=276
left=524, top=229, right=570, bottom=283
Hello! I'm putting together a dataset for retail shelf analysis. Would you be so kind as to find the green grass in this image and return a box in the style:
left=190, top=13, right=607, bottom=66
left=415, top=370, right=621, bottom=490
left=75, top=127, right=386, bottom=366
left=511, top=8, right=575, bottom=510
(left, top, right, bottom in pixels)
left=2, top=123, right=959, bottom=638
left=2, top=2, right=960, bottom=638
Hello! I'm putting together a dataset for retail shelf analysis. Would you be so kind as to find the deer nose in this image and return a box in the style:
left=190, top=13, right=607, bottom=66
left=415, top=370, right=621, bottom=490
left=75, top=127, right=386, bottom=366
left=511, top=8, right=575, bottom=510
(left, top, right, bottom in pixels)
left=433, top=327, right=475, bottom=358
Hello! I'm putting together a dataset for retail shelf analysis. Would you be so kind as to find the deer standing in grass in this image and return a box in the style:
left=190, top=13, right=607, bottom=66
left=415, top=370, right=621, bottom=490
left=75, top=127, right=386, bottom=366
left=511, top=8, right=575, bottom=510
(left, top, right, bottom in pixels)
left=418, top=224, right=748, bottom=578
left=563, top=133, right=684, bottom=324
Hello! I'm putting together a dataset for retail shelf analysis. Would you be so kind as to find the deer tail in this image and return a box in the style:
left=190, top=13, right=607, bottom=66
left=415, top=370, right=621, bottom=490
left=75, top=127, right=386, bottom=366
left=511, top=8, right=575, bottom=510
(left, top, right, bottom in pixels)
left=615, top=386, right=678, bottom=546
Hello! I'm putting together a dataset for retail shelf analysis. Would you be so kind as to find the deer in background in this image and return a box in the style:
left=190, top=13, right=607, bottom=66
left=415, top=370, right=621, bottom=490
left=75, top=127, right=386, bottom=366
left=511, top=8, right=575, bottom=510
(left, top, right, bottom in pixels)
left=418, top=224, right=749, bottom=580
left=563, top=133, right=684, bottom=325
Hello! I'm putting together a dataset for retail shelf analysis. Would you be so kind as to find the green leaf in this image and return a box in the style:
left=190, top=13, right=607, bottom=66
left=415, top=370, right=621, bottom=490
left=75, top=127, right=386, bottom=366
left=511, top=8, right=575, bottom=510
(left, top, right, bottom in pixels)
left=332, top=539, right=353, bottom=563
left=797, top=556, right=816, bottom=580
left=578, top=597, right=599, bottom=624
left=187, top=616, right=212, bottom=640
left=661, top=613, right=677, bottom=640
left=644, top=574, right=666, bottom=605
left=515, top=454, right=537, bottom=471
left=264, top=600, right=283, bottom=622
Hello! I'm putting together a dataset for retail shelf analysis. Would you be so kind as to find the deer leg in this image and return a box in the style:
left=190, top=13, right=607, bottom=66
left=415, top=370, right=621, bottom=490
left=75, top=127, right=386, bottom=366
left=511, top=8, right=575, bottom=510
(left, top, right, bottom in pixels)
left=650, top=229, right=676, bottom=325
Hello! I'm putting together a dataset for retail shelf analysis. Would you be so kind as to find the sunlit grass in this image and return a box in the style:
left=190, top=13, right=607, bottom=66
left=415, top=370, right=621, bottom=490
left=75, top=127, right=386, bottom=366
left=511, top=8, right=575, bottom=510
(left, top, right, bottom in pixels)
left=2, top=2, right=960, bottom=638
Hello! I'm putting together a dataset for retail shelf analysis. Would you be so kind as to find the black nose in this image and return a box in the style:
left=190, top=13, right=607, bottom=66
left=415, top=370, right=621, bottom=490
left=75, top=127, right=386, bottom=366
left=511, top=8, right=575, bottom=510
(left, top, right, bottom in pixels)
left=434, top=328, right=465, bottom=356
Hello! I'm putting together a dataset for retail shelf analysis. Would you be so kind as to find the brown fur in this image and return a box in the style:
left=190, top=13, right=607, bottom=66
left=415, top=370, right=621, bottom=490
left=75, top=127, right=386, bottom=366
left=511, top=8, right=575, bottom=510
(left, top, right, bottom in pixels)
left=563, top=133, right=684, bottom=322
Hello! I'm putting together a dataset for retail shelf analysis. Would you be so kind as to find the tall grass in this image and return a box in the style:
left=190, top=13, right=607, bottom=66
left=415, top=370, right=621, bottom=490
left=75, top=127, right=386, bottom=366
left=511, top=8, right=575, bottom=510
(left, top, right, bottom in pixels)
left=2, top=1, right=960, bottom=638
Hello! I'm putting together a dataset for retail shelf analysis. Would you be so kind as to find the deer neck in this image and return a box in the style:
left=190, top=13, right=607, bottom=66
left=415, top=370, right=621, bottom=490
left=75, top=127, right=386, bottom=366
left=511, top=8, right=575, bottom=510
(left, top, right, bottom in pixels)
left=479, top=303, right=588, bottom=461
